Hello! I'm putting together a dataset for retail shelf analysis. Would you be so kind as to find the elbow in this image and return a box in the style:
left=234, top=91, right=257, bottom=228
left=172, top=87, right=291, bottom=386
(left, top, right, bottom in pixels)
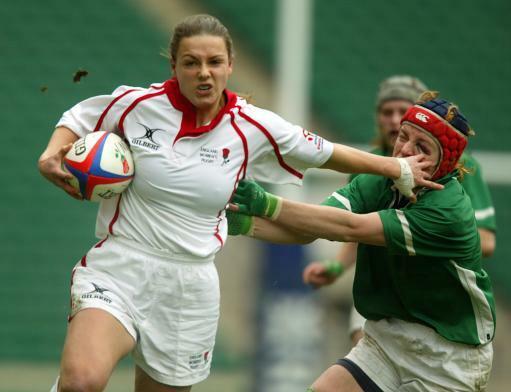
left=299, top=235, right=316, bottom=245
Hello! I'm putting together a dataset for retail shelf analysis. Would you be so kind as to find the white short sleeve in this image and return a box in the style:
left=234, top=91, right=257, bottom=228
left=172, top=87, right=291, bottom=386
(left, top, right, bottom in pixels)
left=56, top=85, right=137, bottom=137
left=243, top=107, right=334, bottom=185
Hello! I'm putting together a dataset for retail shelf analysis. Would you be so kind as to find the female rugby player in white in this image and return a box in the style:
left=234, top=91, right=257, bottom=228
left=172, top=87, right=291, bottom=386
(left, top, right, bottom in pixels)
left=38, top=14, right=439, bottom=392
left=229, top=92, right=495, bottom=392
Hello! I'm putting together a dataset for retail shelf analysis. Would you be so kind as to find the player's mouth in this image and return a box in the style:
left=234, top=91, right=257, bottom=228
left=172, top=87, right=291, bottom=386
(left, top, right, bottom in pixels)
left=196, top=84, right=213, bottom=96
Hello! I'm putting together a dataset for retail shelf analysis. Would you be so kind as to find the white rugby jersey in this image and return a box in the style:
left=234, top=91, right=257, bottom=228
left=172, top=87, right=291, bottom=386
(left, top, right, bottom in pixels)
left=57, top=79, right=333, bottom=258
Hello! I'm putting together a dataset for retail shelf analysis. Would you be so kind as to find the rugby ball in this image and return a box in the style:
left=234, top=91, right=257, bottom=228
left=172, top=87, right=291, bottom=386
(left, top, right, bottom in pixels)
left=63, top=131, right=134, bottom=201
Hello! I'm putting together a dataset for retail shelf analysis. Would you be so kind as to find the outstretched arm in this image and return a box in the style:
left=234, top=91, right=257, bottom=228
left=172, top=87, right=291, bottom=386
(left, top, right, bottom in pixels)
left=226, top=209, right=315, bottom=244
left=323, top=144, right=442, bottom=201
left=277, top=200, right=385, bottom=245
left=231, top=181, right=386, bottom=246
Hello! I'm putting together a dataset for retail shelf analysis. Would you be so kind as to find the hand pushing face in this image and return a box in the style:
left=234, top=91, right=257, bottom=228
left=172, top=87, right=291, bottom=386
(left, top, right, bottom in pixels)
left=393, top=123, right=441, bottom=177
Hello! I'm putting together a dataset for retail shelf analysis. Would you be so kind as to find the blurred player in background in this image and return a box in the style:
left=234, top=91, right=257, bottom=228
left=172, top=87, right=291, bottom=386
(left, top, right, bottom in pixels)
left=37, top=14, right=437, bottom=392
left=303, top=75, right=497, bottom=346
left=228, top=92, right=495, bottom=391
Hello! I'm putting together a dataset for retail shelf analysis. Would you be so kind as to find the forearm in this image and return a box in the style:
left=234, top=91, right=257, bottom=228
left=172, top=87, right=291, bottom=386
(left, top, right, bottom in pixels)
left=39, top=126, right=79, bottom=161
left=277, top=200, right=356, bottom=241
left=276, top=200, right=385, bottom=246
left=322, top=144, right=400, bottom=179
left=252, top=217, right=316, bottom=245
left=335, top=242, right=358, bottom=269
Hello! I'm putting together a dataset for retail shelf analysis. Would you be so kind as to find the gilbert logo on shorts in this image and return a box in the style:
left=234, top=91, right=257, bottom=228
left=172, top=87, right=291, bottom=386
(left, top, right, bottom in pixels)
left=81, top=282, right=113, bottom=304
left=302, top=129, right=324, bottom=151
left=131, top=122, right=164, bottom=150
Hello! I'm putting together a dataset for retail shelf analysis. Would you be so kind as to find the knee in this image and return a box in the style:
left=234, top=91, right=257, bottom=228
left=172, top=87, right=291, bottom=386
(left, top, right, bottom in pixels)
left=59, top=366, right=108, bottom=392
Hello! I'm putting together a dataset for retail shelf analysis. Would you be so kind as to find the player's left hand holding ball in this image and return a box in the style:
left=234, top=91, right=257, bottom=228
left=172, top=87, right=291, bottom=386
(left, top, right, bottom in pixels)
left=38, top=142, right=83, bottom=200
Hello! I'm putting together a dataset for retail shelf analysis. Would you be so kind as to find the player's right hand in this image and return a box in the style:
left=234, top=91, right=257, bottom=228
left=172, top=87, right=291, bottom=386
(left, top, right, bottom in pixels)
left=38, top=143, right=83, bottom=200
left=394, top=155, right=443, bottom=202
left=303, top=260, right=343, bottom=289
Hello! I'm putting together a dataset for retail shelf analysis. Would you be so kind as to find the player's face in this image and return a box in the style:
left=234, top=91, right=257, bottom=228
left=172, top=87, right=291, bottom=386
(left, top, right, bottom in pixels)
left=173, top=35, right=233, bottom=113
left=377, top=99, right=413, bottom=150
left=393, top=123, right=441, bottom=176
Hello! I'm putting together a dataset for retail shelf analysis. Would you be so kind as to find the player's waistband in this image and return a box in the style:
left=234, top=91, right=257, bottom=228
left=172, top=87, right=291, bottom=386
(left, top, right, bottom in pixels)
left=108, top=235, right=215, bottom=263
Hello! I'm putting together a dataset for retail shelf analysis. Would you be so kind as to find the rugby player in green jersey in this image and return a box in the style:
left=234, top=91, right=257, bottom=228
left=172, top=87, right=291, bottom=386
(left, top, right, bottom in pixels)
left=228, top=92, right=495, bottom=391
left=305, top=76, right=497, bottom=348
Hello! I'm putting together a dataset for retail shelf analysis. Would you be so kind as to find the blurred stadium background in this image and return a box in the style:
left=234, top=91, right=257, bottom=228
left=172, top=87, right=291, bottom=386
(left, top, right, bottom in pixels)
left=1, top=0, right=510, bottom=390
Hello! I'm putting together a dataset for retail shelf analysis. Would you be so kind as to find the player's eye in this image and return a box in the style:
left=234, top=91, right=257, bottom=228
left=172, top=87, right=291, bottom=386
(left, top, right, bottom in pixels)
left=417, top=143, right=430, bottom=155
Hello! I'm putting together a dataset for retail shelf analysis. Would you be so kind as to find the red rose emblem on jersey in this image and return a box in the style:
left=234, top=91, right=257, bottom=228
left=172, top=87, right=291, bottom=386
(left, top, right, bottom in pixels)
left=222, top=148, right=230, bottom=165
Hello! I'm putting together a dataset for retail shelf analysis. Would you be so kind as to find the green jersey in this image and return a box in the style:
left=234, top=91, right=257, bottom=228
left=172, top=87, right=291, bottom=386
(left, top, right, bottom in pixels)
left=323, top=173, right=496, bottom=346
left=460, top=153, right=496, bottom=231
left=350, top=149, right=496, bottom=232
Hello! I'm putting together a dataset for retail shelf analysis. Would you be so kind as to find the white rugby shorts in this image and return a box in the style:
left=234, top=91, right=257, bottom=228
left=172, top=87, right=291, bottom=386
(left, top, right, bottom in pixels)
left=345, top=318, right=493, bottom=391
left=69, top=235, right=220, bottom=386
left=348, top=304, right=366, bottom=336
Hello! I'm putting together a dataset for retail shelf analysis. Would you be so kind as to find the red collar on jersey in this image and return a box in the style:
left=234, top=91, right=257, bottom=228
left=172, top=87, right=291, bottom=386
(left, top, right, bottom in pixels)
left=165, top=78, right=238, bottom=145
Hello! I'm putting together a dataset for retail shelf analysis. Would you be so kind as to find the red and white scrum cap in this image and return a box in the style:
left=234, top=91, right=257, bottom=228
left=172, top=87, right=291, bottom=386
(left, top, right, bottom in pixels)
left=401, top=97, right=473, bottom=180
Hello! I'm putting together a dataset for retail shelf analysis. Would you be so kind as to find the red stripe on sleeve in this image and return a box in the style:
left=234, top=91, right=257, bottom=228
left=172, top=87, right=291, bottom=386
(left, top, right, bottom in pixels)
left=237, top=110, right=303, bottom=179
left=118, top=90, right=167, bottom=137
left=93, top=89, right=139, bottom=132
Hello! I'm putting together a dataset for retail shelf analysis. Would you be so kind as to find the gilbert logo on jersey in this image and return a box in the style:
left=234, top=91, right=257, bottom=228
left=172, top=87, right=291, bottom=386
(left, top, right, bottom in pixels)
left=131, top=123, right=164, bottom=150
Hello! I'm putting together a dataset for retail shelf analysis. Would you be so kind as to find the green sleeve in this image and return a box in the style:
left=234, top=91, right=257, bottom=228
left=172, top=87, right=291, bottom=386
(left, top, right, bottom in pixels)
left=321, top=174, right=389, bottom=213
left=378, top=181, right=481, bottom=260
left=459, top=153, right=496, bottom=231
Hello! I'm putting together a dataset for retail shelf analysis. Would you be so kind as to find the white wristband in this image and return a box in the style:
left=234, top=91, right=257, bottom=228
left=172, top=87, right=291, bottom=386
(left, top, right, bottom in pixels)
left=393, top=158, right=415, bottom=197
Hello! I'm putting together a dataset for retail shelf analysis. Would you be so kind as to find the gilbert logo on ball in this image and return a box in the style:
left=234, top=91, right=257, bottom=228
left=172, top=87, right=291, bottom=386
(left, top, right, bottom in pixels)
left=63, top=131, right=135, bottom=201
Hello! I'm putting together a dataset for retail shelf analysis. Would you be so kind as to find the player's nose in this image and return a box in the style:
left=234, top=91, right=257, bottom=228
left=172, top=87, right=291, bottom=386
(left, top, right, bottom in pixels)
left=198, top=63, right=211, bottom=79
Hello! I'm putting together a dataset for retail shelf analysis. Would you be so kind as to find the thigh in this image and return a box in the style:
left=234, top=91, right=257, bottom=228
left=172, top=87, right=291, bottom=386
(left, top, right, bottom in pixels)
left=135, top=366, right=191, bottom=392
left=60, top=308, right=136, bottom=389
left=311, top=365, right=363, bottom=392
